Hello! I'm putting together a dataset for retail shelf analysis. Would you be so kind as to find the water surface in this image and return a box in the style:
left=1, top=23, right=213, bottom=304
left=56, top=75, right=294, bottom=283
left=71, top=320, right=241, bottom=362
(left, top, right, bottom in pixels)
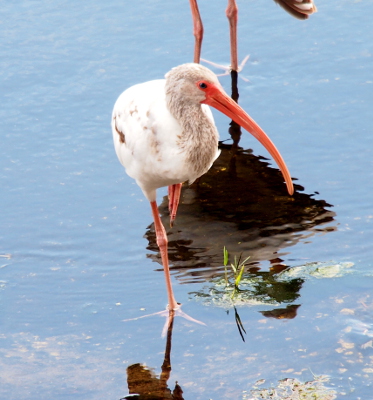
left=1, top=0, right=373, bottom=399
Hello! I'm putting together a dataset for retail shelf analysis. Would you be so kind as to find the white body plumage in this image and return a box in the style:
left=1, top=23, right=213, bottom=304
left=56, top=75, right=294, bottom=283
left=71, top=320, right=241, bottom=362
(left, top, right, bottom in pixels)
left=112, top=78, right=220, bottom=202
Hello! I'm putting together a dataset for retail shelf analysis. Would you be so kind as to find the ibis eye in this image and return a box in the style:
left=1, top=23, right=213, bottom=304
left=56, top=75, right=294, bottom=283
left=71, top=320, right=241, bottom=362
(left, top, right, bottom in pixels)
left=199, top=82, right=208, bottom=89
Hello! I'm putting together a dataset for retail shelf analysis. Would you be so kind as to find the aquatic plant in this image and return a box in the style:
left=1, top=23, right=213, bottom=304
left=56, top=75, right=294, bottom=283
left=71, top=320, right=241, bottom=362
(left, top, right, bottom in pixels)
left=223, top=246, right=250, bottom=299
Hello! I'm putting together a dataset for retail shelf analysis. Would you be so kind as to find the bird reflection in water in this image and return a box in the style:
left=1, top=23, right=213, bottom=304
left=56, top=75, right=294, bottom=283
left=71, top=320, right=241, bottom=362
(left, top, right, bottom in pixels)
left=145, top=70, right=336, bottom=330
left=260, top=304, right=300, bottom=319
left=121, top=311, right=184, bottom=400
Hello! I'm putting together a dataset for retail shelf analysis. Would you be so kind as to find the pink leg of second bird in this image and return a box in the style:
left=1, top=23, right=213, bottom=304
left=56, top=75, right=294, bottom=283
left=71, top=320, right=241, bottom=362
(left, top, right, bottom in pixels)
left=226, top=0, right=239, bottom=72
left=188, top=0, right=204, bottom=63
left=150, top=200, right=179, bottom=311
left=188, top=0, right=240, bottom=71
left=168, top=183, right=182, bottom=227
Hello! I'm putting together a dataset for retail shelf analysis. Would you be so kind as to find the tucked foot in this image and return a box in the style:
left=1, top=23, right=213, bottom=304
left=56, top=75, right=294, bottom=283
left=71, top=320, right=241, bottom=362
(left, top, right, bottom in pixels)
left=168, top=183, right=182, bottom=227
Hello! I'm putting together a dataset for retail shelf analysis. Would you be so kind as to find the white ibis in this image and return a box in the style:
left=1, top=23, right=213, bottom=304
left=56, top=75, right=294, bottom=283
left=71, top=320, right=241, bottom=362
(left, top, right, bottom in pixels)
left=189, top=0, right=317, bottom=71
left=112, top=63, right=294, bottom=311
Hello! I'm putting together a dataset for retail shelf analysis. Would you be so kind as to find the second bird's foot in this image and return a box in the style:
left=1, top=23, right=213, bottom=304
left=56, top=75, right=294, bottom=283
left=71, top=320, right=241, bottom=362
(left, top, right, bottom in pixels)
left=201, top=55, right=250, bottom=81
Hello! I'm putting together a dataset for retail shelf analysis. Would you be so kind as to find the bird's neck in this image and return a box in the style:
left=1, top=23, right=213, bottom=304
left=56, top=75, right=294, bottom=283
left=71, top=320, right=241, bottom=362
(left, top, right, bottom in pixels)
left=167, top=96, right=219, bottom=179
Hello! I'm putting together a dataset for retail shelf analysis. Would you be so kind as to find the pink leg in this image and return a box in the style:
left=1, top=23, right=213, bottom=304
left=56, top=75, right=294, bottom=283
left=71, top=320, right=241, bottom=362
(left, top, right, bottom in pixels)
left=150, top=201, right=179, bottom=311
left=188, top=0, right=204, bottom=63
left=226, top=0, right=239, bottom=71
left=168, top=183, right=182, bottom=227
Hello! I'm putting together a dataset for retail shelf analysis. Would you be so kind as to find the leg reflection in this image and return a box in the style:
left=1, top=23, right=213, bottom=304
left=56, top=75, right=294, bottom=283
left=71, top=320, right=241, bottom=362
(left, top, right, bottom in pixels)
left=123, top=310, right=185, bottom=400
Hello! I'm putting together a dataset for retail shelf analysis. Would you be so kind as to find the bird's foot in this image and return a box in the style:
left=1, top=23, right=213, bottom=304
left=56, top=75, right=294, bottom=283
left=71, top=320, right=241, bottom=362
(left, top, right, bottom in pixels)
left=123, top=304, right=206, bottom=337
left=201, top=55, right=250, bottom=81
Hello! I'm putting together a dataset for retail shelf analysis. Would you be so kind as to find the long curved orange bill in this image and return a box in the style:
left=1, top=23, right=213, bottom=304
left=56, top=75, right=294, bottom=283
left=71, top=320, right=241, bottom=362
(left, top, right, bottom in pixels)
left=202, top=84, right=294, bottom=196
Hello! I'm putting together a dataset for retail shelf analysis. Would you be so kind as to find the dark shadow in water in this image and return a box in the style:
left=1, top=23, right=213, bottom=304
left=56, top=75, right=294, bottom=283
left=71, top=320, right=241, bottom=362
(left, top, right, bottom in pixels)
left=144, top=70, right=336, bottom=323
left=145, top=144, right=336, bottom=270
left=121, top=312, right=184, bottom=400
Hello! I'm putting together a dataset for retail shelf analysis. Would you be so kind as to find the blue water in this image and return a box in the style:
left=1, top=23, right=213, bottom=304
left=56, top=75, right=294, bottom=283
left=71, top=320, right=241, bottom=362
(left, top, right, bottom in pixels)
left=1, top=0, right=372, bottom=399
